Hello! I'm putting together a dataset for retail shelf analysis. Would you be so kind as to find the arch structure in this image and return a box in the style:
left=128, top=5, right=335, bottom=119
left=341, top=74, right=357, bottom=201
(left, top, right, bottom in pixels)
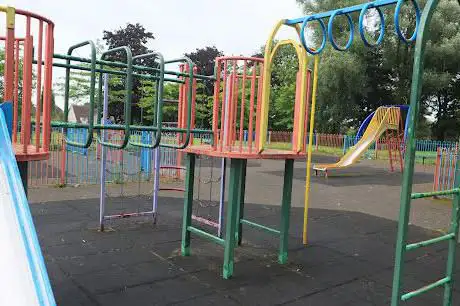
left=285, top=1, right=460, bottom=305
left=258, top=20, right=320, bottom=153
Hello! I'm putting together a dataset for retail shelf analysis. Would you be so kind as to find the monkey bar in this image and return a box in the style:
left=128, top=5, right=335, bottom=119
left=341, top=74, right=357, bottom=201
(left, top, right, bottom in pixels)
left=49, top=42, right=214, bottom=150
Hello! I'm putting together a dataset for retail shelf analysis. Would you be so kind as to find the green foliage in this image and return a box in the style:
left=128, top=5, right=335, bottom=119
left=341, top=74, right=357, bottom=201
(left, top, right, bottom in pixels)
left=138, top=80, right=180, bottom=124
left=185, top=46, right=224, bottom=128
left=103, top=23, right=156, bottom=123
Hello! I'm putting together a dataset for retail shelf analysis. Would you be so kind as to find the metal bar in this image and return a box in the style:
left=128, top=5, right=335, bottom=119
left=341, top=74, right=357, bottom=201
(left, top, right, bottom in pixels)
left=223, top=158, right=244, bottom=279
left=401, top=277, right=450, bottom=301
left=411, top=188, right=460, bottom=199
left=239, top=62, right=247, bottom=151
left=42, top=24, right=54, bottom=152
left=187, top=226, right=225, bottom=246
left=240, top=219, right=280, bottom=235
left=220, top=60, right=228, bottom=152
left=248, top=64, right=256, bottom=153
left=285, top=0, right=398, bottom=25
left=279, top=159, right=294, bottom=264
left=53, top=53, right=215, bottom=81
left=99, top=74, right=109, bottom=232
left=181, top=153, right=195, bottom=256
left=405, top=233, right=455, bottom=251
left=50, top=122, right=213, bottom=134
left=34, top=20, right=43, bottom=153
left=443, top=142, right=460, bottom=304
left=41, top=60, right=184, bottom=83
left=63, top=41, right=96, bottom=149
left=12, top=39, right=19, bottom=143
left=212, top=60, right=221, bottom=150
left=218, top=158, right=226, bottom=238
left=236, top=159, right=247, bottom=245
left=191, top=216, right=219, bottom=229
left=391, top=2, right=440, bottom=305
left=104, top=211, right=154, bottom=220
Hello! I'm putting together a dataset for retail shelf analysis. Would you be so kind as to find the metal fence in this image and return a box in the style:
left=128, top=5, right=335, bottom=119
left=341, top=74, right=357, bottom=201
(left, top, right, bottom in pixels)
left=27, top=127, right=205, bottom=187
left=27, top=128, right=459, bottom=187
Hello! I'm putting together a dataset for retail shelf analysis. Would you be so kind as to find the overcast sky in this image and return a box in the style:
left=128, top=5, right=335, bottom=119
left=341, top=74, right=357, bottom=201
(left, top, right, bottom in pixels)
left=7, top=0, right=305, bottom=108
left=10, top=0, right=304, bottom=58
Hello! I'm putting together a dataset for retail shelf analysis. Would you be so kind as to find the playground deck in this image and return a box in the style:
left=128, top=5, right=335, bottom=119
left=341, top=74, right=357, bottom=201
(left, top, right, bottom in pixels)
left=30, top=156, right=460, bottom=305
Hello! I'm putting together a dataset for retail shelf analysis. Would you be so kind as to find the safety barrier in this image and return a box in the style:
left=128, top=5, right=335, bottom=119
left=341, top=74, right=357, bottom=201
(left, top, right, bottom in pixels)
left=433, top=147, right=458, bottom=198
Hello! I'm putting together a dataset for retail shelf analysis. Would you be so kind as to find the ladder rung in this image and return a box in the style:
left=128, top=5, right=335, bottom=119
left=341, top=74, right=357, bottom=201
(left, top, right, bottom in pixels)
left=411, top=188, right=460, bottom=199
left=405, top=233, right=456, bottom=251
left=401, top=277, right=451, bottom=301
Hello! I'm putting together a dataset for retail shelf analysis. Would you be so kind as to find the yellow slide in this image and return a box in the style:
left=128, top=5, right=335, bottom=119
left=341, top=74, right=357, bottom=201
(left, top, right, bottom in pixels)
left=313, top=107, right=400, bottom=172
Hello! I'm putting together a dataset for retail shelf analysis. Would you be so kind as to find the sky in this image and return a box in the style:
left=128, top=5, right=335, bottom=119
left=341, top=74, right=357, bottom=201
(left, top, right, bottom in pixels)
left=5, top=0, right=305, bottom=108
left=8, top=0, right=304, bottom=58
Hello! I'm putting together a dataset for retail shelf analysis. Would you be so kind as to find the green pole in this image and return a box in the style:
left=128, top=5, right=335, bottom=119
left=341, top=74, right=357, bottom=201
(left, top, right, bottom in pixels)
left=442, top=141, right=460, bottom=305
left=181, top=153, right=195, bottom=256
left=279, top=159, right=294, bottom=264
left=236, top=159, right=247, bottom=246
left=391, top=1, right=440, bottom=305
left=223, top=158, right=244, bottom=279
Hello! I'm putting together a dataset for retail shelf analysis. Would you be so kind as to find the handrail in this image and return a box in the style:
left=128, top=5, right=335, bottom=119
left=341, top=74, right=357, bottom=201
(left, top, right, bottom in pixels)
left=63, top=40, right=96, bottom=148
left=162, top=57, right=195, bottom=149
left=128, top=52, right=165, bottom=149
left=96, top=46, right=133, bottom=149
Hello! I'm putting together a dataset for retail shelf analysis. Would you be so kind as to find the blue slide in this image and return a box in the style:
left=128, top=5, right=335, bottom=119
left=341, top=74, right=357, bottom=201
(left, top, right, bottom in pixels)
left=0, top=105, right=56, bottom=305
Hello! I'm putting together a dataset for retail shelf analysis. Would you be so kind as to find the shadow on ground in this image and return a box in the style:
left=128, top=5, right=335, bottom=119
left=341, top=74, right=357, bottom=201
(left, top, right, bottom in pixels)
left=33, top=196, right=458, bottom=305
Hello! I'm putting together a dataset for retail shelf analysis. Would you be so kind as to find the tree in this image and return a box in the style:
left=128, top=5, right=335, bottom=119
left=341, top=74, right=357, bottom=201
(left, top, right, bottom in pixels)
left=296, top=0, right=460, bottom=138
left=103, top=23, right=156, bottom=123
left=184, top=46, right=224, bottom=128
left=185, top=46, right=223, bottom=78
left=138, top=80, right=180, bottom=125
left=55, top=39, right=105, bottom=119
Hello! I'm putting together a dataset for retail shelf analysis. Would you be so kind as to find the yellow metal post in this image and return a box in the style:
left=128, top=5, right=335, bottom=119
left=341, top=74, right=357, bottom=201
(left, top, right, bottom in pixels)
left=303, top=55, right=320, bottom=245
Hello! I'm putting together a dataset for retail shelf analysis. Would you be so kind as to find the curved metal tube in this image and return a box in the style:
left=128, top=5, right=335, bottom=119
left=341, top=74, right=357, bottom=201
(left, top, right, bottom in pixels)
left=161, top=56, right=195, bottom=149
left=128, top=52, right=165, bottom=149
left=96, top=46, right=133, bottom=149
left=63, top=40, right=96, bottom=148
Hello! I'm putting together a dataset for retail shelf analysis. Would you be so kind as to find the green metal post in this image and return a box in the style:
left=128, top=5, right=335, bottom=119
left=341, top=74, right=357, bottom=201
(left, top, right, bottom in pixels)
left=181, top=153, right=196, bottom=256
left=443, top=150, right=460, bottom=305
left=18, top=161, right=28, bottom=198
left=236, top=159, right=247, bottom=246
left=223, top=158, right=244, bottom=279
left=279, top=159, right=294, bottom=264
left=391, top=1, right=441, bottom=305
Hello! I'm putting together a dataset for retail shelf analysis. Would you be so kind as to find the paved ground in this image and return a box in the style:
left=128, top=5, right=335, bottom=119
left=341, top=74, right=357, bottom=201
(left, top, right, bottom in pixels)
left=30, top=154, right=460, bottom=305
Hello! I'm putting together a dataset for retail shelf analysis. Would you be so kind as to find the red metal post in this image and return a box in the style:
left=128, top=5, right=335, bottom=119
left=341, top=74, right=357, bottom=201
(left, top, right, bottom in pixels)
left=42, top=24, right=54, bottom=152
left=4, top=28, right=15, bottom=102
left=248, top=65, right=256, bottom=153
left=255, top=63, right=263, bottom=152
left=35, top=21, right=43, bottom=152
left=212, top=59, right=221, bottom=150
left=219, top=60, right=228, bottom=152
left=239, top=62, right=247, bottom=152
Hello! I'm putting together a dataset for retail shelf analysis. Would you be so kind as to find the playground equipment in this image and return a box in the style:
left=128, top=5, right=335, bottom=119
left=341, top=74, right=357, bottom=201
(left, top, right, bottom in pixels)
left=1, top=0, right=459, bottom=304
left=0, top=6, right=56, bottom=305
left=296, top=0, right=460, bottom=305
left=180, top=52, right=317, bottom=279
left=433, top=147, right=458, bottom=198
left=2, top=6, right=55, bottom=194
left=313, top=106, right=405, bottom=175
left=0, top=91, right=55, bottom=305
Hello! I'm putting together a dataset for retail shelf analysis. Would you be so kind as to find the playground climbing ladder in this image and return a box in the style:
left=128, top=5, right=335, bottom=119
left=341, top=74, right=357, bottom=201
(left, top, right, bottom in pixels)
left=289, top=0, right=460, bottom=305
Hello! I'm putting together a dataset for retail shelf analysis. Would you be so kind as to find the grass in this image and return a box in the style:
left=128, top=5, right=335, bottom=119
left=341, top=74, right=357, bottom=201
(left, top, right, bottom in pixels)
left=266, top=142, right=438, bottom=165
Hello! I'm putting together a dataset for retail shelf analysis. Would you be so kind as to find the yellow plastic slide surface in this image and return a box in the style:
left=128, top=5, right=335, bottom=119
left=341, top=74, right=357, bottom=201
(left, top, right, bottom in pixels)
left=313, top=107, right=400, bottom=171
